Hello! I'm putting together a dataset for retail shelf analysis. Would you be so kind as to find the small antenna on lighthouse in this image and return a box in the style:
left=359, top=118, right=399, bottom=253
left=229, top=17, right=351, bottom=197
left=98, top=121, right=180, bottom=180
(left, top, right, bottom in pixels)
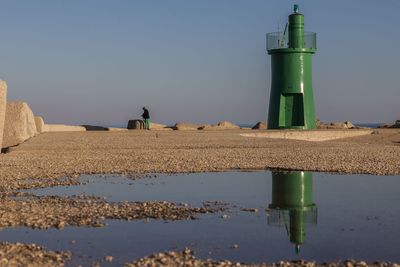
left=294, top=4, right=299, bottom=13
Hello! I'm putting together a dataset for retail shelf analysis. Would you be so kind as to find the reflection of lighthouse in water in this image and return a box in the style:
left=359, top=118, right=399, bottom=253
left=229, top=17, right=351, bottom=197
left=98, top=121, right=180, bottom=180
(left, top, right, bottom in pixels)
left=268, top=171, right=317, bottom=253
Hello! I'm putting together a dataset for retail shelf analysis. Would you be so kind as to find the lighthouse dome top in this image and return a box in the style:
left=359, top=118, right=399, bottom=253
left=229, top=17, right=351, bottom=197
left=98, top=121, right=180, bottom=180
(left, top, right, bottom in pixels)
left=266, top=5, right=316, bottom=51
left=266, top=32, right=316, bottom=51
left=293, top=4, right=299, bottom=13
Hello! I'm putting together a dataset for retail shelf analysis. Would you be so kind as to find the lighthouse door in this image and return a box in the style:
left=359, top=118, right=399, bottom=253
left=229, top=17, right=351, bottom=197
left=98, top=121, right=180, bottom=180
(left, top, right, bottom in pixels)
left=279, top=93, right=305, bottom=128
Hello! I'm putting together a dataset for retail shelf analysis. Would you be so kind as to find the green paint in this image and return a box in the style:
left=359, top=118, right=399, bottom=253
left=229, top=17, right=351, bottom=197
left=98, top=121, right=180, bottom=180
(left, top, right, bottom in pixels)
left=267, top=5, right=316, bottom=129
left=269, top=171, right=317, bottom=251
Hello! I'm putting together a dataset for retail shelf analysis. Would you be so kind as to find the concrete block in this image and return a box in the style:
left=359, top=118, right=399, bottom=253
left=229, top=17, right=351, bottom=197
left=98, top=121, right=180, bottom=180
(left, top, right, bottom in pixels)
left=34, top=116, right=45, bottom=133
left=199, top=121, right=240, bottom=131
left=252, top=122, right=267, bottom=130
left=81, top=125, right=108, bottom=131
left=174, top=123, right=204, bottom=130
left=43, top=124, right=86, bottom=132
left=2, top=101, right=37, bottom=148
left=127, top=120, right=145, bottom=129
left=317, top=120, right=357, bottom=129
left=240, top=129, right=374, bottom=142
left=389, top=120, right=400, bottom=128
left=217, top=121, right=240, bottom=129
left=199, top=125, right=221, bottom=131
left=0, top=81, right=7, bottom=149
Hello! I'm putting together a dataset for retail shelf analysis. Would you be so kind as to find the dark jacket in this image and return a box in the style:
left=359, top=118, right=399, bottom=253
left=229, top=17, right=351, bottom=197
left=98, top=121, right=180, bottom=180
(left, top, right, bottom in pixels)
left=142, top=109, right=150, bottom=119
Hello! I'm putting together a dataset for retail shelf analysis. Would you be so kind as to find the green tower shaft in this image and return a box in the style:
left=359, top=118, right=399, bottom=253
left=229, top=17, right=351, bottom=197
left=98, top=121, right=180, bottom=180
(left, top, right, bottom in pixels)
left=267, top=5, right=316, bottom=129
left=268, top=171, right=317, bottom=252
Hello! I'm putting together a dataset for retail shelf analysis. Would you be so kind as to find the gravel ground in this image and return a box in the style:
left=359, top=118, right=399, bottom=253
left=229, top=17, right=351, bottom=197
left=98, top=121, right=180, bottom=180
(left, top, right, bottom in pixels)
left=0, top=129, right=399, bottom=191
left=125, top=249, right=400, bottom=267
left=0, top=193, right=224, bottom=229
left=0, top=242, right=70, bottom=267
left=0, top=129, right=399, bottom=266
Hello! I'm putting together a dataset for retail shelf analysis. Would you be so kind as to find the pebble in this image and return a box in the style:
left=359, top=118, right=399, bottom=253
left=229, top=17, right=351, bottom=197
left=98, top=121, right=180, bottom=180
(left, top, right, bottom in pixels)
left=104, top=255, right=113, bottom=262
left=124, top=249, right=400, bottom=267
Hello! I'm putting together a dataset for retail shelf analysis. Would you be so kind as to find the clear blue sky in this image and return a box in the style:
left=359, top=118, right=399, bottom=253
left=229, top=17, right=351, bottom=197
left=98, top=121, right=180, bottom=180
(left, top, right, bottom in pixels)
left=0, top=0, right=398, bottom=126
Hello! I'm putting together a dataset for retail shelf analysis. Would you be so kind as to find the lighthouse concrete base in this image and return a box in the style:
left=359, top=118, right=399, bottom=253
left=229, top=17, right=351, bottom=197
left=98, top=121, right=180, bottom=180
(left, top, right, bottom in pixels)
left=240, top=129, right=374, bottom=142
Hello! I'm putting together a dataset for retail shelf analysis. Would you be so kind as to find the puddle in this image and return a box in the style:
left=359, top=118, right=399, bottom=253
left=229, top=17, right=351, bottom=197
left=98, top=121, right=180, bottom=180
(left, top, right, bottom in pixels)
left=2, top=171, right=400, bottom=266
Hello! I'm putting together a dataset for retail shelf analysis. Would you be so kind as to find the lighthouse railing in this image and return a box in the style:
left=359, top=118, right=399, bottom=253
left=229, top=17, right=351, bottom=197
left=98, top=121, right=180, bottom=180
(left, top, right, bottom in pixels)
left=266, top=32, right=316, bottom=51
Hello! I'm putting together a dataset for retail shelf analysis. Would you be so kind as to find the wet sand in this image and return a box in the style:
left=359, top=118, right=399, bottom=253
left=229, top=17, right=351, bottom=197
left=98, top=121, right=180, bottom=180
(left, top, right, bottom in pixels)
left=0, top=129, right=399, bottom=191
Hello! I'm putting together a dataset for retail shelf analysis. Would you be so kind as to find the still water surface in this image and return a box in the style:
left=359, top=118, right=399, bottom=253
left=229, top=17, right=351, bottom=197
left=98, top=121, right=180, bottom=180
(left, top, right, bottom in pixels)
left=2, top=171, right=400, bottom=266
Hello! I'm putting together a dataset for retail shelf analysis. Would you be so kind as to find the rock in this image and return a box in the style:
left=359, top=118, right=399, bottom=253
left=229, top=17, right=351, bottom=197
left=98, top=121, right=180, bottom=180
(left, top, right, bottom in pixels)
left=104, top=256, right=113, bottom=263
left=378, top=120, right=400, bottom=128
left=252, top=122, right=267, bottom=130
left=127, top=120, right=145, bottom=130
left=241, top=208, right=259, bottom=212
left=329, top=122, right=346, bottom=129
left=390, top=120, right=400, bottom=128
left=316, top=118, right=328, bottom=129
left=2, top=101, right=37, bottom=148
left=82, top=125, right=130, bottom=131
left=0, top=81, right=7, bottom=150
left=34, top=116, right=45, bottom=133
left=327, top=121, right=356, bottom=129
left=217, top=121, right=240, bottom=129
left=378, top=123, right=390, bottom=128
left=200, top=121, right=240, bottom=131
left=199, top=125, right=220, bottom=131
left=0, top=242, right=71, bottom=267
left=174, top=123, right=203, bottom=130
left=343, top=121, right=356, bottom=129
left=43, top=124, right=86, bottom=132
left=174, top=121, right=240, bottom=131
left=81, top=125, right=108, bottom=131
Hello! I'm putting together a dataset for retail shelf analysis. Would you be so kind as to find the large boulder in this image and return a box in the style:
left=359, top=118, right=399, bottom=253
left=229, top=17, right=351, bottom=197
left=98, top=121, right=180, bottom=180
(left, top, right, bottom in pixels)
left=0, top=81, right=6, bottom=149
left=127, top=120, right=145, bottom=129
left=174, top=123, right=204, bottom=130
left=328, top=121, right=356, bottom=129
left=34, top=116, right=45, bottom=133
left=2, top=101, right=37, bottom=148
left=316, top=119, right=328, bottom=129
left=43, top=124, right=86, bottom=132
left=390, top=120, right=400, bottom=128
left=317, top=119, right=357, bottom=129
left=200, top=121, right=240, bottom=131
left=380, top=119, right=400, bottom=129
left=217, top=121, right=240, bottom=129
left=81, top=125, right=109, bottom=131
left=252, top=121, right=267, bottom=130
left=378, top=123, right=390, bottom=129
left=199, top=125, right=221, bottom=131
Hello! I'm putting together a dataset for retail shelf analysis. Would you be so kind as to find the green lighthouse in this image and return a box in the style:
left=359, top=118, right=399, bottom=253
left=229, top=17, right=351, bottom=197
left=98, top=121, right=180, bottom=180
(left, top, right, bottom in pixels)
left=266, top=5, right=317, bottom=129
left=268, top=171, right=317, bottom=253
